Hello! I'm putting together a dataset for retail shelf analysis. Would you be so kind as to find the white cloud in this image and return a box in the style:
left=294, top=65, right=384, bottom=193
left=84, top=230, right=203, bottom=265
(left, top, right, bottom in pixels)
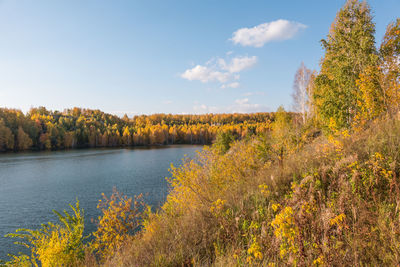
left=192, top=104, right=218, bottom=114
left=181, top=55, right=257, bottom=88
left=232, top=98, right=268, bottom=113
left=235, top=98, right=250, bottom=105
left=219, top=56, right=257, bottom=73
left=193, top=104, right=208, bottom=112
left=242, top=91, right=265, bottom=96
left=231, top=19, right=307, bottom=47
left=163, top=100, right=173, bottom=104
left=221, top=82, right=240, bottom=89
left=193, top=104, right=219, bottom=113
left=181, top=65, right=230, bottom=83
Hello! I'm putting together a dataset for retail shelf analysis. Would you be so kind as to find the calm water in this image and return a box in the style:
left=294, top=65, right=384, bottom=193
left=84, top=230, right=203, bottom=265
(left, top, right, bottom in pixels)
left=0, top=145, right=200, bottom=260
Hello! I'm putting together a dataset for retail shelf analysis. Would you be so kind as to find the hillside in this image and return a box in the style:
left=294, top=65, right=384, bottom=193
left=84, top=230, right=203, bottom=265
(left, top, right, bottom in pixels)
left=101, top=114, right=400, bottom=266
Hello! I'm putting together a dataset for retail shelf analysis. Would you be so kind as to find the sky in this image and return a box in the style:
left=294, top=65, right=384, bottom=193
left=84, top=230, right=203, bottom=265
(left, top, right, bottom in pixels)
left=0, top=0, right=399, bottom=117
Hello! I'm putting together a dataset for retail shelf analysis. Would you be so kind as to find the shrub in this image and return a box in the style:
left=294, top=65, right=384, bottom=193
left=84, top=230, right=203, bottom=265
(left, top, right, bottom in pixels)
left=5, top=200, right=86, bottom=267
left=90, top=188, right=145, bottom=262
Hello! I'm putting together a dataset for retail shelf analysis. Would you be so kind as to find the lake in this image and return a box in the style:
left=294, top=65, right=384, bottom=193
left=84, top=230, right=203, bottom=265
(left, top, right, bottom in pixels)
left=0, top=145, right=201, bottom=260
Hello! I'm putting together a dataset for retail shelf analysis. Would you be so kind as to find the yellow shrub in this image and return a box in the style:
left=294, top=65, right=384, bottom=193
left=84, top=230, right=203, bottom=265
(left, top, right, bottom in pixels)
left=91, top=188, right=144, bottom=261
left=271, top=206, right=299, bottom=260
left=5, top=201, right=85, bottom=267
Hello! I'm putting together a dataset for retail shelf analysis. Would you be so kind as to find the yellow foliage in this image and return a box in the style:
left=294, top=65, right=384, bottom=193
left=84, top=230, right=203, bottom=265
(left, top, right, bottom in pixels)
left=330, top=214, right=346, bottom=230
left=5, top=201, right=85, bottom=267
left=91, top=189, right=144, bottom=261
left=271, top=203, right=280, bottom=213
left=259, top=184, right=270, bottom=197
left=246, top=236, right=263, bottom=264
left=209, top=199, right=226, bottom=216
left=328, top=117, right=338, bottom=133
left=165, top=143, right=263, bottom=215
left=354, top=65, right=386, bottom=129
left=271, top=206, right=299, bottom=260
left=301, top=200, right=317, bottom=214
left=313, top=255, right=324, bottom=266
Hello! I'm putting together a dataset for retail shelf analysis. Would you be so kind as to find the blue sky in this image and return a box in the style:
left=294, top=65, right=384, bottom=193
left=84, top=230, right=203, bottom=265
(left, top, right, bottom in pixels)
left=0, top=0, right=399, bottom=116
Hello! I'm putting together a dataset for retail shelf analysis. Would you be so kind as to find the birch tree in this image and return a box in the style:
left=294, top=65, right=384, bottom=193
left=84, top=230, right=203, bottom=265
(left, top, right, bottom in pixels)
left=292, top=62, right=312, bottom=124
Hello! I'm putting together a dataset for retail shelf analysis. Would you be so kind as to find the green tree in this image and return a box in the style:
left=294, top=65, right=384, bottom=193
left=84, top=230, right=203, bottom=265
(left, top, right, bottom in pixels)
left=314, top=0, right=377, bottom=129
left=214, top=130, right=235, bottom=154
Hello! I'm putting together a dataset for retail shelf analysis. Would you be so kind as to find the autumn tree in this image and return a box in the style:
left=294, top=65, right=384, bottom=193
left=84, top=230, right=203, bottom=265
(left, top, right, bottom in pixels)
left=353, top=18, right=400, bottom=128
left=101, top=131, right=109, bottom=147
left=271, top=106, right=294, bottom=167
left=150, top=125, right=165, bottom=145
left=185, top=128, right=193, bottom=144
left=0, top=119, right=14, bottom=151
left=292, top=62, right=313, bottom=124
left=122, top=126, right=132, bottom=146
left=39, top=133, right=52, bottom=150
left=17, top=126, right=33, bottom=150
left=380, top=18, right=400, bottom=113
left=314, top=0, right=377, bottom=129
left=88, top=126, right=98, bottom=148
left=64, top=131, right=75, bottom=149
left=354, top=65, right=384, bottom=128
left=168, top=126, right=177, bottom=144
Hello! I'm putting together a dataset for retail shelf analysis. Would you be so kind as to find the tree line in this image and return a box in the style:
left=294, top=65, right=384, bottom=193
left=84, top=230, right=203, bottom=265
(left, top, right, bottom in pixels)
left=0, top=107, right=277, bottom=152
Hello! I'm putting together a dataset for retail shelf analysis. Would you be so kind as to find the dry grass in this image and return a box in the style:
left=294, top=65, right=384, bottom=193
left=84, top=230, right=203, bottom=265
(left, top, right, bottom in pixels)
left=97, top=116, right=400, bottom=266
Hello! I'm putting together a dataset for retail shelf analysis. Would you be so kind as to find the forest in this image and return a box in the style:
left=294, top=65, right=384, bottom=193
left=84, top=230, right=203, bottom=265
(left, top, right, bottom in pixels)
left=0, top=108, right=275, bottom=151
left=2, top=0, right=400, bottom=266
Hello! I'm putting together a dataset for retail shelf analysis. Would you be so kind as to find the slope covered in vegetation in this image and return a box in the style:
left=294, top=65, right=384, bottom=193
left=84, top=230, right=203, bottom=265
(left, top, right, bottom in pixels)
left=104, top=115, right=400, bottom=266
